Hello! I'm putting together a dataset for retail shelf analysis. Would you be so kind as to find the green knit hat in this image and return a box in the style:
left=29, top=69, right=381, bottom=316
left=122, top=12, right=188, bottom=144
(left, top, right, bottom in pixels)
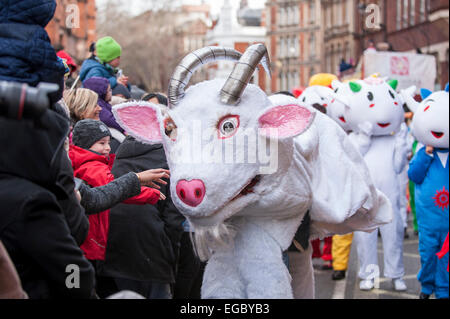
left=96, top=36, right=122, bottom=63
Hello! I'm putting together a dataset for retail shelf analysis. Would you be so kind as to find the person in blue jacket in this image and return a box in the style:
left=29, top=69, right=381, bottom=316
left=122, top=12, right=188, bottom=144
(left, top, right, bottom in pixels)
left=406, top=85, right=449, bottom=299
left=79, top=36, right=129, bottom=90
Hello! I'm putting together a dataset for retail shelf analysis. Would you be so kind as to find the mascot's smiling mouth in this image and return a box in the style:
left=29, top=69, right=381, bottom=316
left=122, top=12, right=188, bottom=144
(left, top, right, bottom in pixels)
left=378, top=123, right=390, bottom=128
left=339, top=116, right=346, bottom=123
left=231, top=175, right=261, bottom=202
left=432, top=131, right=444, bottom=138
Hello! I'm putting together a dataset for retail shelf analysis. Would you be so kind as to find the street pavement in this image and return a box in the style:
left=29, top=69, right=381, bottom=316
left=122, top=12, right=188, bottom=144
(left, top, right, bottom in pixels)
left=313, top=218, right=425, bottom=299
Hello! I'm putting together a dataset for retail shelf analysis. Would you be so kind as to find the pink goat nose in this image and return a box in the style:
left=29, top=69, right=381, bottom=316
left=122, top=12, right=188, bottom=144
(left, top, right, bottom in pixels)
left=176, top=179, right=205, bottom=207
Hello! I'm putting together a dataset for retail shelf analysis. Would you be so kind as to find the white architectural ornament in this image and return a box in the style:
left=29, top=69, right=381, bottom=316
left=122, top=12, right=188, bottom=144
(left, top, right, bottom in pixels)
left=206, top=0, right=266, bottom=80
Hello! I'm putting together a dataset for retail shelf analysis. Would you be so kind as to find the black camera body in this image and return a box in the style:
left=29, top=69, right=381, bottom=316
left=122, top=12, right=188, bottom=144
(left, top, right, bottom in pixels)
left=0, top=81, right=59, bottom=120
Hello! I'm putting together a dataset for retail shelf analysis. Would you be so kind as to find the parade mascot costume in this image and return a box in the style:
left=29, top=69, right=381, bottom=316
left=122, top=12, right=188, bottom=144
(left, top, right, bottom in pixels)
left=296, top=73, right=337, bottom=115
left=333, top=75, right=410, bottom=291
left=112, top=45, right=392, bottom=298
left=401, top=84, right=449, bottom=299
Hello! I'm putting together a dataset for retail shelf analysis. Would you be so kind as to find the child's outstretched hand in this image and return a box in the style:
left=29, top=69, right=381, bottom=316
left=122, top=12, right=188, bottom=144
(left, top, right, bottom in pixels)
left=136, top=169, right=170, bottom=189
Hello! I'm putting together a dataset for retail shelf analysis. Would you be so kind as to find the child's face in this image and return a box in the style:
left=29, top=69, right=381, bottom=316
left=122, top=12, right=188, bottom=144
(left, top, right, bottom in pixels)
left=105, top=85, right=112, bottom=102
left=89, top=136, right=111, bottom=156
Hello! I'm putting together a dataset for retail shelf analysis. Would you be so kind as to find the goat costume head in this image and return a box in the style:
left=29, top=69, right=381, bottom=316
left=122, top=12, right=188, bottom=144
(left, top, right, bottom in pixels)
left=401, top=83, right=449, bottom=149
left=113, top=45, right=315, bottom=248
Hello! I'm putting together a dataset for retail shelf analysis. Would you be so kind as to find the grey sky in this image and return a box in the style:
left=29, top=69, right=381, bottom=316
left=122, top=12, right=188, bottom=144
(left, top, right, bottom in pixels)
left=95, top=0, right=265, bottom=16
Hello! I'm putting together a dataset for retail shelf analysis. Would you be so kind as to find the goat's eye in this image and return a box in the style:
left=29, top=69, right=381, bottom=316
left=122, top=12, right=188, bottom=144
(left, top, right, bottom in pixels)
left=164, top=118, right=177, bottom=141
left=367, top=92, right=374, bottom=101
left=218, top=115, right=240, bottom=139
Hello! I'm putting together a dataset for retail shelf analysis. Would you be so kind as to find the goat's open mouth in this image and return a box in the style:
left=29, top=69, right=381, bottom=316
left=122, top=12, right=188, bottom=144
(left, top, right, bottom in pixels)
left=432, top=131, right=444, bottom=139
left=339, top=116, right=346, bottom=123
left=378, top=123, right=390, bottom=128
left=230, top=175, right=261, bottom=202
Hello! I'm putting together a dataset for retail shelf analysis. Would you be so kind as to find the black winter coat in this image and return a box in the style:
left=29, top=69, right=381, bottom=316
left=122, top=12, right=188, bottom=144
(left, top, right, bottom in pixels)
left=0, top=110, right=95, bottom=299
left=101, top=136, right=185, bottom=283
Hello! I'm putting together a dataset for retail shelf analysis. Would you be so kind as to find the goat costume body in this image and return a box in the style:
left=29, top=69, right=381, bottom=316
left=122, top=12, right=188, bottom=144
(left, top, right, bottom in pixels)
left=112, top=45, right=392, bottom=299
left=334, top=76, right=410, bottom=284
left=402, top=84, right=449, bottom=298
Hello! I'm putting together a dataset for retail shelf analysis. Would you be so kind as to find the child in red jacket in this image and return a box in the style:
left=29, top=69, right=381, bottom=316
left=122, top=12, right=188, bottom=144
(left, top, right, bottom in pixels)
left=69, top=119, right=167, bottom=262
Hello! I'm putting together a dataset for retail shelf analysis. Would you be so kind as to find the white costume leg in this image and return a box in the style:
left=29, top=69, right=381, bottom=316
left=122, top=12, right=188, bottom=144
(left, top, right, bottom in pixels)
left=288, top=244, right=315, bottom=299
left=201, top=248, right=245, bottom=299
left=354, top=229, right=379, bottom=279
left=379, top=206, right=405, bottom=279
left=235, top=221, right=293, bottom=299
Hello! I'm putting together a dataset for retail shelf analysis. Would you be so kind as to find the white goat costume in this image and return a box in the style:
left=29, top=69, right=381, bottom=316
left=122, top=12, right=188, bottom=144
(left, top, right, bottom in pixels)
left=335, top=77, right=410, bottom=280
left=112, top=44, right=392, bottom=299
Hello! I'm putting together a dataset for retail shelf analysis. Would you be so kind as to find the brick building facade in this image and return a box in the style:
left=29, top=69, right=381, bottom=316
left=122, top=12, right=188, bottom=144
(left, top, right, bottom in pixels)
left=356, top=0, right=448, bottom=89
left=322, top=0, right=358, bottom=76
left=45, top=0, right=97, bottom=64
left=266, top=0, right=322, bottom=92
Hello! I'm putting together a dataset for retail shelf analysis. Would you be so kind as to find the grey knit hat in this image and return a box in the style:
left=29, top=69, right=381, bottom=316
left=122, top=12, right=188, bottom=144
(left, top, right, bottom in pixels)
left=72, top=119, right=111, bottom=150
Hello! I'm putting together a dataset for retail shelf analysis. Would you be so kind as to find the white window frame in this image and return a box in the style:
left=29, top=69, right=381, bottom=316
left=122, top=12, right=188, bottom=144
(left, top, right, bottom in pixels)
left=410, top=0, right=416, bottom=25
left=403, top=0, right=409, bottom=28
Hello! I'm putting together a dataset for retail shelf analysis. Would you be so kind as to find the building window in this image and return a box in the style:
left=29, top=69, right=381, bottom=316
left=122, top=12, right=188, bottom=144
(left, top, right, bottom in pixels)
left=294, top=5, right=299, bottom=25
left=410, top=0, right=416, bottom=25
left=419, top=0, right=426, bottom=22
left=310, top=33, right=316, bottom=59
left=281, top=7, right=286, bottom=27
left=309, top=1, right=315, bottom=24
left=336, top=1, right=342, bottom=26
left=396, top=0, right=402, bottom=30
left=403, top=0, right=409, bottom=28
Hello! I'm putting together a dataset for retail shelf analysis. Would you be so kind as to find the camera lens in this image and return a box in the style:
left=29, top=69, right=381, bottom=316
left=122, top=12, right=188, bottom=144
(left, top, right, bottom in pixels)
left=0, top=81, right=58, bottom=120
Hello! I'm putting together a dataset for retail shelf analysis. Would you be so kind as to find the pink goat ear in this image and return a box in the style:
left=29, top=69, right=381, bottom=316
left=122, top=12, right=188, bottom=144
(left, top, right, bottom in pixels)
left=258, top=104, right=315, bottom=139
left=112, top=102, right=163, bottom=144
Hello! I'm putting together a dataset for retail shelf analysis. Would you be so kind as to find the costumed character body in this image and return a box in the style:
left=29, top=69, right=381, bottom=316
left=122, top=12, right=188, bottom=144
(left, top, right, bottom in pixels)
left=112, top=45, right=392, bottom=299
left=402, top=84, right=449, bottom=298
left=337, top=76, right=410, bottom=290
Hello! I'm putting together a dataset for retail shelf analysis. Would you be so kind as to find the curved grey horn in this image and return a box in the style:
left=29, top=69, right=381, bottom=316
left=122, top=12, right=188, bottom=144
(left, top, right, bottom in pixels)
left=168, top=46, right=242, bottom=107
left=220, top=43, right=271, bottom=105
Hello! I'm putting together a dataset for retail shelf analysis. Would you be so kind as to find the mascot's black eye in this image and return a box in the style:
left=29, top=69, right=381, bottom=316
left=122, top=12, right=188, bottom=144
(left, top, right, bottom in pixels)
left=389, top=90, right=395, bottom=99
left=303, top=97, right=306, bottom=102
left=367, top=92, right=374, bottom=101
left=334, top=88, right=339, bottom=93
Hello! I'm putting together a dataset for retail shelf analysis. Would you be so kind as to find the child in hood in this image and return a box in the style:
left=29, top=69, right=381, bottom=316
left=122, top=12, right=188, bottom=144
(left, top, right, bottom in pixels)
left=83, top=76, right=126, bottom=153
left=69, top=119, right=168, bottom=262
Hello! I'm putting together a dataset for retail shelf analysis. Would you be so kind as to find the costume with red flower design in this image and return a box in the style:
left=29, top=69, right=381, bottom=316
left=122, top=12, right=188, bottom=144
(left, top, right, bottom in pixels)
left=406, top=84, right=449, bottom=299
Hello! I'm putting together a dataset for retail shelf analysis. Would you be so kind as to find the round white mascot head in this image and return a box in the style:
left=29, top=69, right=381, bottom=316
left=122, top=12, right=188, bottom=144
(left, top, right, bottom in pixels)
left=344, top=77, right=404, bottom=136
left=410, top=84, right=449, bottom=149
